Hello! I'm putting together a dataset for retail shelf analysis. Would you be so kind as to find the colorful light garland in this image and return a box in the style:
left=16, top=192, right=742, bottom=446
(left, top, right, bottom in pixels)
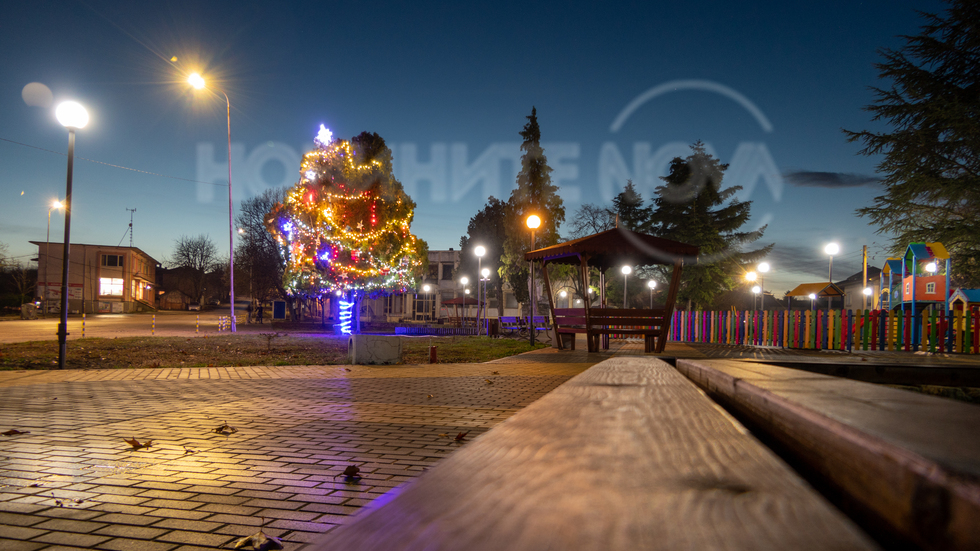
left=265, top=127, right=426, bottom=306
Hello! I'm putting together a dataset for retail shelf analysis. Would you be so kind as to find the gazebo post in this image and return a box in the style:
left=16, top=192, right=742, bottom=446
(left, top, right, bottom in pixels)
left=658, top=258, right=684, bottom=353
left=580, top=254, right=594, bottom=352
left=540, top=260, right=559, bottom=349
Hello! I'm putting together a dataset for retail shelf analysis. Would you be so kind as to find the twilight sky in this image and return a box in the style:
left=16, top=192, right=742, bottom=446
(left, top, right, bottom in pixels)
left=0, top=0, right=943, bottom=295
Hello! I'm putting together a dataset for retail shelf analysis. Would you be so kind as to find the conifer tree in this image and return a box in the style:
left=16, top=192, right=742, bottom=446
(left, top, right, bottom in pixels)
left=500, top=107, right=565, bottom=307
left=265, top=126, right=427, bottom=332
left=845, top=0, right=980, bottom=285
left=645, top=141, right=771, bottom=310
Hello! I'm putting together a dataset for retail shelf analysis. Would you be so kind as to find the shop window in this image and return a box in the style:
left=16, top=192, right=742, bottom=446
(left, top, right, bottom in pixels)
left=100, top=278, right=124, bottom=296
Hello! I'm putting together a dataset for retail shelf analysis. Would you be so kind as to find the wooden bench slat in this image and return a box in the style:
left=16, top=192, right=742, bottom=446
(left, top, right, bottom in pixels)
left=313, top=358, right=876, bottom=550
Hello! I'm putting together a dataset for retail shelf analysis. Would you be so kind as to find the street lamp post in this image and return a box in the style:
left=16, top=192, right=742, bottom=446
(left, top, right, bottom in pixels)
left=459, top=277, right=468, bottom=328
left=189, top=73, right=236, bottom=332
left=647, top=280, right=656, bottom=308
left=745, top=271, right=758, bottom=310
left=481, top=267, right=490, bottom=333
left=621, top=266, right=632, bottom=308
left=757, top=262, right=770, bottom=311
left=824, top=243, right=839, bottom=282
left=559, top=289, right=567, bottom=309
left=474, top=245, right=485, bottom=335
left=55, top=101, right=88, bottom=369
left=809, top=293, right=817, bottom=311
left=526, top=214, right=541, bottom=345
left=44, top=200, right=64, bottom=315
left=422, top=284, right=431, bottom=322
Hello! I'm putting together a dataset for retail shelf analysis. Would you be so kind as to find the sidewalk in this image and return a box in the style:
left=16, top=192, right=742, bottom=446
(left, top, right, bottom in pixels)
left=0, top=349, right=600, bottom=550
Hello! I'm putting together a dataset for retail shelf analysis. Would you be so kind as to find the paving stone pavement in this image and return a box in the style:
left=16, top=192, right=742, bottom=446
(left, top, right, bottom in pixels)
left=0, top=349, right=600, bottom=550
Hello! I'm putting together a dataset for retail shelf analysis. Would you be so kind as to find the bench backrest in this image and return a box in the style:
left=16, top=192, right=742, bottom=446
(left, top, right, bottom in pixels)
left=553, top=308, right=668, bottom=328
left=589, top=308, right=668, bottom=328
left=499, top=316, right=521, bottom=325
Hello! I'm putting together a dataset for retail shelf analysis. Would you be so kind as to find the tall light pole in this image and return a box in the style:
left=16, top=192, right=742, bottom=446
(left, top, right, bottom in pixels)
left=481, top=267, right=490, bottom=333
left=526, top=214, right=541, bottom=345
left=824, top=243, right=839, bottom=282
left=474, top=245, right=485, bottom=335
left=745, top=271, right=758, bottom=310
left=44, top=199, right=64, bottom=314
left=459, top=277, right=468, bottom=327
left=55, top=101, right=88, bottom=369
left=422, top=284, right=431, bottom=322
left=757, top=262, right=770, bottom=310
left=621, top=266, right=632, bottom=308
left=647, top=280, right=656, bottom=308
left=189, top=73, right=236, bottom=332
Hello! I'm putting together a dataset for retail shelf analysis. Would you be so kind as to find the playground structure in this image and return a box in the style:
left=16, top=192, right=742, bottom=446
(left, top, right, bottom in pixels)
left=879, top=242, right=951, bottom=345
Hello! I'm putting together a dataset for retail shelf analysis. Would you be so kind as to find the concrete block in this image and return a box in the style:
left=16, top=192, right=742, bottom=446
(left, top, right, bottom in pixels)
left=348, top=335, right=403, bottom=365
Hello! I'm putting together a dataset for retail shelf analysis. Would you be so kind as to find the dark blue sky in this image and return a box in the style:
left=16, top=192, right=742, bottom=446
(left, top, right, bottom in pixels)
left=1, top=0, right=943, bottom=293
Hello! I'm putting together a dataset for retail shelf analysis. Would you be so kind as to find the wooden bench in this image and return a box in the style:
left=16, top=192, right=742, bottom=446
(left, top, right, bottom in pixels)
left=311, top=357, right=876, bottom=550
left=553, top=307, right=670, bottom=352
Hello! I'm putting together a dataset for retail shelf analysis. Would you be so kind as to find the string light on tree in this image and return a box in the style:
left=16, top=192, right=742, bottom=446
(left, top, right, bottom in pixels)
left=266, top=126, right=427, bottom=334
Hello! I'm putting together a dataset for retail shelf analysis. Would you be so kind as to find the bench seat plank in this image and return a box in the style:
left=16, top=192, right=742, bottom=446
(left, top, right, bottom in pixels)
left=313, top=358, right=876, bottom=551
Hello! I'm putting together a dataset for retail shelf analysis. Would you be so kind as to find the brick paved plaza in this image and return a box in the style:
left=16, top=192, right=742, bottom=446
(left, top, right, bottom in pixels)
left=0, top=350, right=601, bottom=550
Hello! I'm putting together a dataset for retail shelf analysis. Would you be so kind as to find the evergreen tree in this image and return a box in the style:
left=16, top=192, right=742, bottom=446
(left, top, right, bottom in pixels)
left=500, top=107, right=565, bottom=308
left=845, top=0, right=980, bottom=286
left=611, top=180, right=650, bottom=230
left=646, top=141, right=772, bottom=310
left=265, top=126, right=427, bottom=332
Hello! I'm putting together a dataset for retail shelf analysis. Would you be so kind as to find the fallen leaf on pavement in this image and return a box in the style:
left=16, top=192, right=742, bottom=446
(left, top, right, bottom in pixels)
left=333, top=464, right=362, bottom=481
left=491, top=371, right=500, bottom=375
left=438, top=433, right=450, bottom=438
left=2, top=429, right=30, bottom=436
left=233, top=530, right=283, bottom=550
left=485, top=379, right=494, bottom=385
left=183, top=446, right=198, bottom=455
left=212, top=422, right=238, bottom=435
left=426, top=394, right=434, bottom=399
left=455, top=431, right=469, bottom=442
left=124, top=437, right=152, bottom=450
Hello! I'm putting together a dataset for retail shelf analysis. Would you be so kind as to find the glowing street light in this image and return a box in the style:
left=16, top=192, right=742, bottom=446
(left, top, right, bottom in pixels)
left=187, top=72, right=237, bottom=332
left=526, top=214, right=541, bottom=345
left=647, top=280, right=656, bottom=308
left=925, top=262, right=937, bottom=273
left=422, top=284, right=431, bottom=322
left=808, top=292, right=817, bottom=311
left=824, top=243, right=840, bottom=282
left=54, top=101, right=88, bottom=369
left=621, top=265, right=632, bottom=308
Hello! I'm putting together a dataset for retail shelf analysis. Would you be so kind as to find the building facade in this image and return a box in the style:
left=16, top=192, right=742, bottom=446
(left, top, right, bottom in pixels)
left=31, top=241, right=159, bottom=314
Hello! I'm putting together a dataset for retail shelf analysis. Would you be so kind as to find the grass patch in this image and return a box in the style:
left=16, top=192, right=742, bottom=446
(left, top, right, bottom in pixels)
left=0, top=335, right=546, bottom=370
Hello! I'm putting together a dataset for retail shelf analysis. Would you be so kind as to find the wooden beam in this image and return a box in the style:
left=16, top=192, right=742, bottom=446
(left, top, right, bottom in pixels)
left=675, top=358, right=980, bottom=551
left=540, top=260, right=560, bottom=349
left=313, top=358, right=876, bottom=551
left=580, top=254, right=595, bottom=352
left=657, top=259, right=683, bottom=353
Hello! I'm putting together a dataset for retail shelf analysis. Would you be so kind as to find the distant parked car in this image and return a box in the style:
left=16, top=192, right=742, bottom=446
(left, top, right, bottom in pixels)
left=188, top=302, right=201, bottom=311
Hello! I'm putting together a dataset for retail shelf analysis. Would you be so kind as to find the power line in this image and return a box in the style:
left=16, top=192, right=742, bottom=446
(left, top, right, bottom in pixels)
left=0, top=137, right=226, bottom=187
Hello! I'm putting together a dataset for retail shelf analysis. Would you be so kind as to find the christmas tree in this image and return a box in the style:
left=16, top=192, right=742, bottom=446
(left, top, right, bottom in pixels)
left=265, top=126, right=427, bottom=333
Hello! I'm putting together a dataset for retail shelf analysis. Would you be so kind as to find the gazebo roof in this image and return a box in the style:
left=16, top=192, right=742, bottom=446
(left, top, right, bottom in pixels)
left=785, top=282, right=845, bottom=298
left=523, top=228, right=699, bottom=268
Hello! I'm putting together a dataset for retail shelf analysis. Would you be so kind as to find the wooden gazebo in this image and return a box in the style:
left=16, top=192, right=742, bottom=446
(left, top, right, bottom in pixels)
left=524, top=228, right=699, bottom=353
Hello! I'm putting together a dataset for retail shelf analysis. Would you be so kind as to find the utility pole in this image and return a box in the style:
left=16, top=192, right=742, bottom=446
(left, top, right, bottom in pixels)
left=862, top=245, right=868, bottom=310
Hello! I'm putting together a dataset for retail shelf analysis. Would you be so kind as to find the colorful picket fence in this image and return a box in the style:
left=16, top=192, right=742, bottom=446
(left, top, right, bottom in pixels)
left=667, top=308, right=980, bottom=354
